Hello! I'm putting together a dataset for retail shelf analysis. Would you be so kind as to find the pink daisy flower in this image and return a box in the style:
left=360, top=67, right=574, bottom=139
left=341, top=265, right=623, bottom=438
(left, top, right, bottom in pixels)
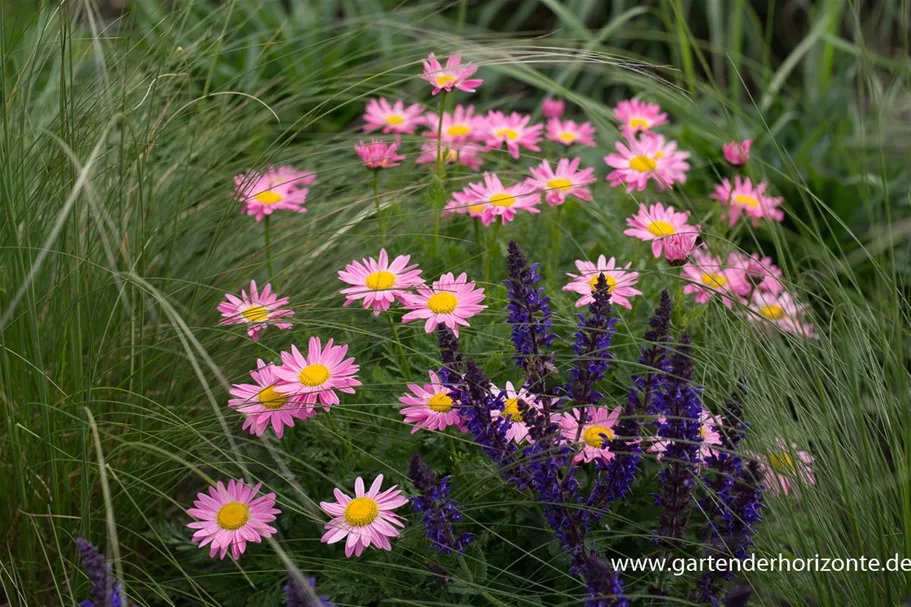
left=710, top=176, right=784, bottom=226
left=363, top=98, right=424, bottom=135
left=337, top=249, right=424, bottom=316
left=649, top=409, right=723, bottom=462
left=483, top=111, right=543, bottom=159
left=542, top=98, right=565, bottom=119
left=546, top=118, right=596, bottom=147
left=320, top=474, right=408, bottom=557
left=680, top=250, right=751, bottom=308
left=187, top=479, right=280, bottom=560
left=604, top=133, right=690, bottom=191
left=234, top=166, right=316, bottom=222
left=217, top=280, right=293, bottom=341
left=355, top=140, right=405, bottom=170
left=563, top=255, right=642, bottom=309
left=527, top=158, right=596, bottom=206
left=490, top=381, right=541, bottom=444
left=612, top=99, right=669, bottom=138
left=401, top=272, right=487, bottom=337
left=443, top=172, right=540, bottom=226
left=416, top=140, right=483, bottom=171
left=423, top=104, right=486, bottom=142
left=560, top=406, right=623, bottom=464
left=723, top=139, right=752, bottom=167
left=623, top=203, right=700, bottom=259
left=421, top=52, right=483, bottom=95
left=228, top=359, right=315, bottom=439
left=662, top=232, right=701, bottom=265
left=746, top=290, right=817, bottom=339
left=729, top=252, right=784, bottom=294
left=399, top=370, right=465, bottom=434
left=274, top=337, right=361, bottom=410
left=753, top=438, right=815, bottom=497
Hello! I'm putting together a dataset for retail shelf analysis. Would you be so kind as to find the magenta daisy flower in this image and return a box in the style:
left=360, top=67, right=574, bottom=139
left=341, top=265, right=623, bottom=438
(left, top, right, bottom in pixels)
left=753, top=438, right=815, bottom=497
left=228, top=359, right=315, bottom=439
left=612, top=99, right=669, bottom=138
left=723, top=139, right=752, bottom=167
left=711, top=176, right=784, bottom=226
left=401, top=272, right=487, bottom=337
left=662, top=232, right=701, bottom=265
left=444, top=172, right=540, bottom=226
left=399, top=370, right=465, bottom=434
left=605, top=133, right=690, bottom=191
left=483, top=111, right=543, bottom=159
left=217, top=280, right=293, bottom=341
left=728, top=251, right=784, bottom=294
left=363, top=98, right=424, bottom=135
left=541, top=98, right=565, bottom=119
left=490, top=382, right=541, bottom=444
left=527, top=158, right=596, bottom=206
left=338, top=249, right=424, bottom=316
left=649, top=409, right=723, bottom=462
left=680, top=250, right=751, bottom=308
left=416, top=140, right=483, bottom=171
left=423, top=104, right=486, bottom=142
left=274, top=337, right=361, bottom=410
left=320, top=475, right=409, bottom=557
left=560, top=406, right=623, bottom=464
left=421, top=52, right=483, bottom=95
left=234, top=166, right=316, bottom=222
left=187, top=479, right=280, bottom=560
left=545, top=118, right=596, bottom=147
left=746, top=290, right=817, bottom=339
left=623, top=203, right=700, bottom=259
left=563, top=255, right=642, bottom=309
left=355, top=140, right=405, bottom=170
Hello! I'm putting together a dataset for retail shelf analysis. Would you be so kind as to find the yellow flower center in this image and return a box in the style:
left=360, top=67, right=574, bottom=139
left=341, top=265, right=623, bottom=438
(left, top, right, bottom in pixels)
left=254, top=190, right=283, bottom=205
left=759, top=304, right=784, bottom=320
left=769, top=451, right=795, bottom=473
left=489, top=192, right=515, bottom=207
left=587, top=273, right=617, bottom=293
left=242, top=305, right=269, bottom=322
left=257, top=385, right=288, bottom=410
left=629, top=117, right=650, bottom=130
left=546, top=178, right=573, bottom=192
left=646, top=220, right=677, bottom=237
left=629, top=155, right=657, bottom=172
left=734, top=194, right=759, bottom=208
left=699, top=425, right=708, bottom=439
left=385, top=114, right=405, bottom=125
left=298, top=364, right=330, bottom=387
left=495, top=128, right=519, bottom=140
left=435, top=74, right=457, bottom=87
left=468, top=204, right=485, bottom=214
left=343, top=496, right=380, bottom=527
left=427, top=292, right=458, bottom=314
left=447, top=124, right=471, bottom=136
left=365, top=270, right=396, bottom=290
left=583, top=425, right=615, bottom=448
left=427, top=392, right=454, bottom=413
left=503, top=397, right=523, bottom=422
left=558, top=131, right=576, bottom=144
left=701, top=273, right=729, bottom=288
left=216, top=502, right=250, bottom=531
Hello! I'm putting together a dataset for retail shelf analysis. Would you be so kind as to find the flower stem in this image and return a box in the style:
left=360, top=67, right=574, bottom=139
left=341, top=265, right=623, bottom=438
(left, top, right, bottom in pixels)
left=373, top=170, right=384, bottom=245
left=484, top=221, right=501, bottom=284
left=435, top=92, right=449, bottom=177
left=264, top=215, right=274, bottom=283
left=386, top=313, right=409, bottom=376
left=551, top=204, right=564, bottom=279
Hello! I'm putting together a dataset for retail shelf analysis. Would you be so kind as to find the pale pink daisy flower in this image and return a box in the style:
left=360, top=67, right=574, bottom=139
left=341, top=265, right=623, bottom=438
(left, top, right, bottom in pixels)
left=728, top=252, right=784, bottom=294
left=563, top=255, right=642, bottom=309
left=662, top=232, right=701, bottom=265
left=490, top=382, right=541, bottom=444
left=399, top=370, right=465, bottom=434
left=274, top=337, right=361, bottom=411
left=613, top=99, right=669, bottom=138
left=649, top=409, right=723, bottom=462
left=444, top=172, right=540, bottom=226
left=753, top=438, right=815, bottom=497
left=605, top=133, right=690, bottom=191
left=527, top=158, right=596, bottom=206
left=228, top=359, right=315, bottom=439
left=401, top=272, right=487, bottom=337
left=560, top=406, right=623, bottom=464
left=546, top=118, right=596, bottom=147
left=338, top=249, right=424, bottom=316
left=217, top=280, right=293, bottom=341
left=234, top=166, right=316, bottom=222
left=355, top=140, right=405, bottom=170
left=542, top=98, right=565, bottom=119
left=623, top=203, right=700, bottom=259
left=320, top=474, right=409, bottom=557
left=416, top=140, right=483, bottom=171
left=723, top=139, right=752, bottom=167
left=680, top=250, right=751, bottom=308
left=710, top=176, right=784, bottom=226
left=483, top=111, right=543, bottom=159
left=363, top=98, right=424, bottom=135
left=746, top=290, right=818, bottom=339
left=421, top=52, right=483, bottom=95
left=187, top=479, right=280, bottom=560
left=423, top=104, right=486, bottom=142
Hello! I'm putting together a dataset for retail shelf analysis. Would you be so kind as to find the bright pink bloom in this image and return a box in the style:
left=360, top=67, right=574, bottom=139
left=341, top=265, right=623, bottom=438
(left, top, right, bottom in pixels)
left=746, top=290, right=817, bottom=339
left=560, top=406, right=623, bottom=463
left=228, top=359, right=315, bottom=439
left=363, top=98, right=424, bottom=135
left=355, top=140, right=405, bottom=170
left=563, top=255, right=642, bottom=310
left=613, top=99, right=668, bottom=138
left=546, top=118, right=596, bottom=147
left=423, top=104, right=486, bottom=142
left=338, top=249, right=424, bottom=316
left=542, top=98, right=565, bottom=119
left=274, top=337, right=361, bottom=411
left=483, top=111, right=542, bottom=159
left=680, top=250, right=751, bottom=308
left=723, top=139, right=752, bottom=167
left=421, top=52, right=483, bottom=95
left=490, top=382, right=541, bottom=444
left=710, top=176, right=784, bottom=226
left=399, top=370, right=465, bottom=434
left=320, top=475, right=408, bottom=557
left=416, top=140, right=483, bottom=171
left=662, top=232, right=701, bottom=265
left=187, top=479, right=280, bottom=560
left=753, top=438, right=815, bottom=497
left=604, top=133, right=690, bottom=191
left=623, top=203, right=699, bottom=259
left=443, top=172, right=540, bottom=226
left=234, top=166, right=316, bottom=222
left=217, top=280, right=293, bottom=341
left=527, top=158, right=596, bottom=206
left=729, top=251, right=784, bottom=294
left=401, top=272, right=487, bottom=337
left=649, top=409, right=723, bottom=462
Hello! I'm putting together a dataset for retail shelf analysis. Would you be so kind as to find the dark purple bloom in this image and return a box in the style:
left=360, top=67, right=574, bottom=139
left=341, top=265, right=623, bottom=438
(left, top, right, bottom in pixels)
left=563, top=274, right=617, bottom=407
left=408, top=453, right=473, bottom=554
left=284, top=573, right=333, bottom=607
left=583, top=553, right=628, bottom=607
left=436, top=326, right=464, bottom=385
left=453, top=361, right=517, bottom=469
left=75, top=538, right=125, bottom=607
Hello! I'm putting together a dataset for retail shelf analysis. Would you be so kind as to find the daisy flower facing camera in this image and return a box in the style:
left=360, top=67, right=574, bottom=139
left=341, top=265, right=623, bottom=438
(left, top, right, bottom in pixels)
left=527, top=158, right=596, bottom=206
left=444, top=172, right=540, bottom=226
left=228, top=359, right=315, bottom=439
left=217, top=280, right=293, bottom=341
left=490, top=381, right=542, bottom=444
left=234, top=166, right=316, bottom=222
left=399, top=370, right=465, bottom=434
left=680, top=250, right=751, bottom=308
left=604, top=133, right=690, bottom=191
left=623, top=202, right=700, bottom=259
left=320, top=474, right=408, bottom=557
left=711, top=176, right=784, bottom=226
left=483, top=111, right=543, bottom=160
left=421, top=52, right=483, bottom=95
left=401, top=272, right=487, bottom=337
left=546, top=118, right=596, bottom=147
left=338, top=249, right=424, bottom=316
left=560, top=406, right=624, bottom=464
left=613, top=99, right=669, bottom=138
left=563, top=255, right=642, bottom=309
left=187, top=479, right=280, bottom=560
left=363, top=98, right=424, bottom=135
left=274, top=337, right=361, bottom=410
left=754, top=438, right=815, bottom=497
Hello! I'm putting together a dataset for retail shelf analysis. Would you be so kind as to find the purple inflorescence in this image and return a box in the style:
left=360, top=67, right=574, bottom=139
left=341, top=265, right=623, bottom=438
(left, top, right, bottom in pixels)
left=75, top=538, right=125, bottom=607
left=408, top=453, right=473, bottom=554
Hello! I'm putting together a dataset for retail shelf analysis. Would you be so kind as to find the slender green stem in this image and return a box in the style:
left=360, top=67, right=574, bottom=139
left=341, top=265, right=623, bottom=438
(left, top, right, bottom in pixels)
left=373, top=169, right=384, bottom=244
left=484, top=221, right=501, bottom=284
left=386, top=313, right=409, bottom=376
left=729, top=0, right=744, bottom=100
left=435, top=92, right=449, bottom=177
left=456, top=554, right=511, bottom=607
left=456, top=0, right=468, bottom=33
left=551, top=205, right=564, bottom=278
left=264, top=215, right=274, bottom=283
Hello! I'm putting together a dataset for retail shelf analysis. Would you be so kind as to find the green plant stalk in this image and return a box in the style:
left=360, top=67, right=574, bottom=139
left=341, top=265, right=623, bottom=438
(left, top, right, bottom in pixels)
left=373, top=169, right=384, bottom=244
left=729, top=0, right=744, bottom=100
left=264, top=215, right=275, bottom=283
left=672, top=0, right=697, bottom=94
left=386, top=313, right=409, bottom=376
left=484, top=221, right=501, bottom=284
left=435, top=91, right=449, bottom=178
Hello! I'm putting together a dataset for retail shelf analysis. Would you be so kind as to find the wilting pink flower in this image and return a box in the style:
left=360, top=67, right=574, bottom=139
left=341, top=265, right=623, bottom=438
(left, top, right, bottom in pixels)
left=234, top=166, right=316, bottom=222
left=563, top=255, right=642, bottom=309
left=228, top=359, right=315, bottom=439
left=355, top=140, right=405, bottom=170
left=680, top=250, right=751, bottom=308
left=320, top=475, right=408, bottom=557
left=746, top=290, right=817, bottom=339
left=338, top=249, right=424, bottom=316
left=443, top=172, right=540, bottom=226
left=363, top=98, right=424, bottom=135
left=490, top=382, right=541, bottom=444
left=729, top=251, right=784, bottom=294
left=542, top=98, right=565, bottom=119
left=527, top=158, right=596, bottom=206
left=723, top=139, right=752, bottom=167
left=662, top=232, right=701, bottom=265
left=649, top=409, right=723, bottom=462
left=604, top=133, right=690, bottom=191
left=623, top=203, right=699, bottom=259
left=423, top=104, right=486, bottom=142
left=416, top=140, right=483, bottom=171
left=560, top=406, right=623, bottom=463
left=187, top=479, right=280, bottom=560
left=483, top=111, right=542, bottom=159
left=546, top=118, right=596, bottom=147
left=399, top=370, right=465, bottom=433
left=421, top=52, right=483, bottom=95
left=274, top=337, right=361, bottom=410
left=753, top=438, right=815, bottom=497
left=613, top=99, right=668, bottom=138
left=710, top=176, right=784, bottom=226
left=401, top=272, right=487, bottom=337
left=218, top=280, right=293, bottom=341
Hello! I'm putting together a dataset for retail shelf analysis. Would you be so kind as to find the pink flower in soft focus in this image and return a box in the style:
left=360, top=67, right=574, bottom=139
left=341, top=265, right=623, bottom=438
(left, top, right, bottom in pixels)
left=560, top=406, right=623, bottom=464
left=234, top=166, right=316, bottom=222
left=728, top=251, right=784, bottom=294
left=752, top=438, right=815, bottom=497
left=604, top=133, right=690, bottom=191
left=723, top=139, right=752, bottom=167
left=338, top=249, right=424, bottom=316
left=217, top=280, right=293, bottom=341
left=443, top=172, right=540, bottom=226
left=416, top=140, right=483, bottom=171
left=401, top=272, right=487, bottom=337
left=710, top=176, right=784, bottom=226
left=527, top=158, right=596, bottom=206
left=680, top=250, right=751, bottom=308
left=228, top=359, right=315, bottom=439
left=490, top=381, right=542, bottom=444
left=623, top=203, right=699, bottom=259
left=649, top=409, right=723, bottom=462
left=613, top=99, right=669, bottom=138
left=421, top=52, right=483, bottom=95
left=542, top=98, right=565, bottom=119
left=546, top=118, right=596, bottom=147
left=319, top=475, right=408, bottom=557
left=363, top=98, right=424, bottom=135
left=187, top=479, right=280, bottom=560
left=563, top=255, right=642, bottom=309
left=746, top=290, right=817, bottom=339
left=662, top=232, right=701, bottom=265
left=274, top=337, right=361, bottom=411
left=483, top=111, right=543, bottom=159
left=423, top=104, right=486, bottom=142
left=399, top=370, right=465, bottom=434
left=355, top=140, right=405, bottom=170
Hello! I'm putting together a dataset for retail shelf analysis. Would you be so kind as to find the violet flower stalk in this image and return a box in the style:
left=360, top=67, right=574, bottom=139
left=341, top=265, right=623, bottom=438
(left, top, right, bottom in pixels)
left=564, top=274, right=617, bottom=408
left=75, top=538, right=126, bottom=607
left=284, top=573, right=333, bottom=607
left=408, top=453, right=473, bottom=554
left=583, top=553, right=629, bottom=607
